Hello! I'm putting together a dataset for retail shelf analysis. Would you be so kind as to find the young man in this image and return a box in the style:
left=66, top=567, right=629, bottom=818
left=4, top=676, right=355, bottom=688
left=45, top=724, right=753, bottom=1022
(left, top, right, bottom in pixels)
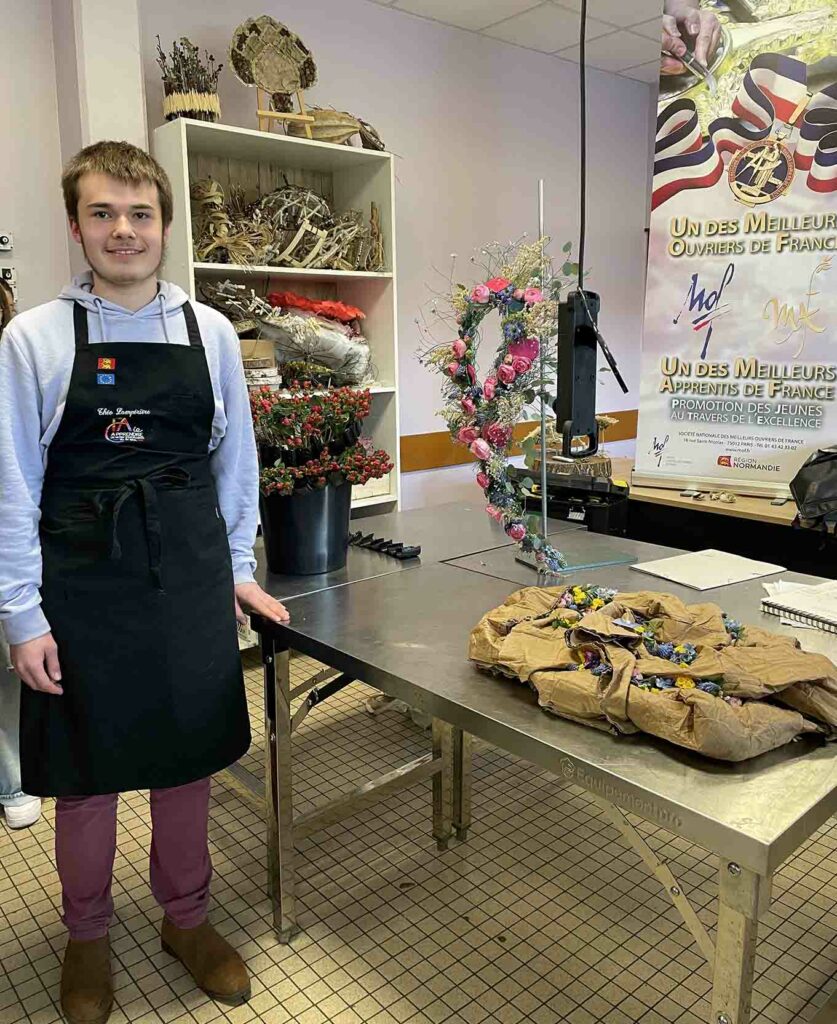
left=0, top=141, right=289, bottom=1024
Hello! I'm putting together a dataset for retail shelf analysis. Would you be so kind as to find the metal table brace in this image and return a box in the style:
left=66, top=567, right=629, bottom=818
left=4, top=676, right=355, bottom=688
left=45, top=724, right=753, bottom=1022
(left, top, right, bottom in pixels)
left=262, top=633, right=473, bottom=944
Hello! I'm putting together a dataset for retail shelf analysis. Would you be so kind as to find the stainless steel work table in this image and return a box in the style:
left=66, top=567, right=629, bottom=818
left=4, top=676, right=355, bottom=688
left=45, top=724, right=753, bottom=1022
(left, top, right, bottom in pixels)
left=253, top=528, right=837, bottom=1024
left=252, top=500, right=582, bottom=600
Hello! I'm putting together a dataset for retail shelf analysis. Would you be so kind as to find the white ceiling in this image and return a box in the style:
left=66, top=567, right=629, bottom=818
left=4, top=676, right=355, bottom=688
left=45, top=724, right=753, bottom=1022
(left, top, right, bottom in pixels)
left=367, top=0, right=663, bottom=83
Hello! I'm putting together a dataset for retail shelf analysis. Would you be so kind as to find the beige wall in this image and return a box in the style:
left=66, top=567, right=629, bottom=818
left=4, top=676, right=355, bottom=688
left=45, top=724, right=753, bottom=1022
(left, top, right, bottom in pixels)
left=138, top=0, right=654, bottom=435
left=0, top=1, right=70, bottom=310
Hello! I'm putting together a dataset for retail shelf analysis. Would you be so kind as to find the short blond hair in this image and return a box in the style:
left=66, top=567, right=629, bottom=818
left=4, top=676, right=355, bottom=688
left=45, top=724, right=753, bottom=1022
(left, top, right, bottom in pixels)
left=62, top=140, right=174, bottom=227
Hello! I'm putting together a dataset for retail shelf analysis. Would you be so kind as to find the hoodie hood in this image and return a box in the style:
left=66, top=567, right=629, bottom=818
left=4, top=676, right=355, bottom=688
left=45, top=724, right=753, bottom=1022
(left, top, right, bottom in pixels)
left=58, top=273, right=190, bottom=344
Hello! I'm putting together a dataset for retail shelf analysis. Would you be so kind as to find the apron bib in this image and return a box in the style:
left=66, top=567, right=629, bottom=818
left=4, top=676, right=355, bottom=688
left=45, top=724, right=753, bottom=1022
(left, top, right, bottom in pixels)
left=20, top=301, right=250, bottom=797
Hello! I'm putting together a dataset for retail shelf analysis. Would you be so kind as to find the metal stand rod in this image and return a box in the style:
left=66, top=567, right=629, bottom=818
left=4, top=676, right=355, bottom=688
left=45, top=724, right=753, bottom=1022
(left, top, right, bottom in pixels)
left=432, top=719, right=454, bottom=851
left=538, top=178, right=549, bottom=541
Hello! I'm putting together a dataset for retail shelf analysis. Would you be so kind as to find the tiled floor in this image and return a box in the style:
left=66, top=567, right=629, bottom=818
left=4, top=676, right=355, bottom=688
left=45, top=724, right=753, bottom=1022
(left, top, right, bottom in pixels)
left=1, top=648, right=835, bottom=1024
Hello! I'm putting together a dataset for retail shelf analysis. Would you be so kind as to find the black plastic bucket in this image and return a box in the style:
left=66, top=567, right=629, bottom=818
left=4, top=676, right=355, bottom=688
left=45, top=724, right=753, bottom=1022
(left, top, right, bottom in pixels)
left=260, top=481, right=351, bottom=575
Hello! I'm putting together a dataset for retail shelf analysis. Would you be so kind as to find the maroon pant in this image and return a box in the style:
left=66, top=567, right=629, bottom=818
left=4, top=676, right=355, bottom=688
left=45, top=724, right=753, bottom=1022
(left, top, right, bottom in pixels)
left=55, top=777, right=212, bottom=941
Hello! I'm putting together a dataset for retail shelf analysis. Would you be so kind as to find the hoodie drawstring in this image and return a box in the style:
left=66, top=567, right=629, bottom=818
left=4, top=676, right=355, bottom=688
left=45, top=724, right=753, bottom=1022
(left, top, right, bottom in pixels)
left=95, top=298, right=107, bottom=344
left=91, top=292, right=172, bottom=344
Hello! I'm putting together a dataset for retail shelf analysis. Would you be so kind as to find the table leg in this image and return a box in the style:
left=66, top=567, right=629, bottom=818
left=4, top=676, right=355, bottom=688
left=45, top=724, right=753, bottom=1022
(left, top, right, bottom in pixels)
left=452, top=729, right=472, bottom=842
left=263, top=635, right=298, bottom=943
left=432, top=719, right=453, bottom=851
left=711, top=861, right=771, bottom=1024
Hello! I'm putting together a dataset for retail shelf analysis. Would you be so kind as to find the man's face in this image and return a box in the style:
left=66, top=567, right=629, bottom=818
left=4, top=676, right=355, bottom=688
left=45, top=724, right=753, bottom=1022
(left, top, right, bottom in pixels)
left=70, top=172, right=170, bottom=289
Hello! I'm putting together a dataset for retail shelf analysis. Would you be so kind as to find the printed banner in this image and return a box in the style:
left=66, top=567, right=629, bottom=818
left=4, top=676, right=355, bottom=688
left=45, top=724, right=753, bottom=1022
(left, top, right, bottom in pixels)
left=635, top=2, right=837, bottom=494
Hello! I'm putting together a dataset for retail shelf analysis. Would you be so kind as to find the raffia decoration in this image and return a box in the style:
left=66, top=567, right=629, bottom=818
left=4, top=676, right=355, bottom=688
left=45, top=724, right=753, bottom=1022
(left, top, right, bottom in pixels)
left=229, top=15, right=317, bottom=94
left=162, top=90, right=220, bottom=121
left=286, top=108, right=385, bottom=150
left=190, top=178, right=271, bottom=266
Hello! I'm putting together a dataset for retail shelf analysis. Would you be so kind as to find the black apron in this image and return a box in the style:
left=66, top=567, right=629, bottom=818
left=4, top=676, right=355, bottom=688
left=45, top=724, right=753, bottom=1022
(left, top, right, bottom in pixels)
left=20, top=301, right=251, bottom=797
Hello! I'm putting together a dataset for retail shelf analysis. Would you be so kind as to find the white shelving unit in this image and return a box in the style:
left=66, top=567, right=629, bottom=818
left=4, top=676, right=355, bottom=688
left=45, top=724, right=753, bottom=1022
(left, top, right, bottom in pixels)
left=152, top=118, right=400, bottom=512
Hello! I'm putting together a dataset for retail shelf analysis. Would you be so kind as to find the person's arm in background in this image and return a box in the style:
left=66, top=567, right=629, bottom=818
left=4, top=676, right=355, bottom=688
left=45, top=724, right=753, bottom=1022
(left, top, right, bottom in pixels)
left=0, top=328, right=63, bottom=694
left=209, top=322, right=289, bottom=626
left=662, top=0, right=722, bottom=74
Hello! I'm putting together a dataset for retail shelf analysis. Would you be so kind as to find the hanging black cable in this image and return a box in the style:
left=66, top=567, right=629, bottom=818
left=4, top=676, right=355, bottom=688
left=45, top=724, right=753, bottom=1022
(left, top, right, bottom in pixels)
left=578, top=0, right=587, bottom=293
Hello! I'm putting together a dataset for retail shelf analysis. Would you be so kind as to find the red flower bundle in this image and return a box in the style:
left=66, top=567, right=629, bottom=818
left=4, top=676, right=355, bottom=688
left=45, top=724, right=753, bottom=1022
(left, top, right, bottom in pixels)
left=267, top=290, right=366, bottom=323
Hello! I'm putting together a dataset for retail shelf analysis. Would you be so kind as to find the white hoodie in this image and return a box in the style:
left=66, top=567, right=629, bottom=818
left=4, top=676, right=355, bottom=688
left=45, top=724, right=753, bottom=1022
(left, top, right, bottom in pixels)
left=0, top=273, right=258, bottom=645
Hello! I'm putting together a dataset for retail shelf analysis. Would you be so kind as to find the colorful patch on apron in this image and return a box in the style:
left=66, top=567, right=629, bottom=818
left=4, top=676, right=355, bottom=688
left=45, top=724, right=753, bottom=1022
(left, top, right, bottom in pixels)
left=97, top=373, right=116, bottom=385
left=97, top=357, right=116, bottom=370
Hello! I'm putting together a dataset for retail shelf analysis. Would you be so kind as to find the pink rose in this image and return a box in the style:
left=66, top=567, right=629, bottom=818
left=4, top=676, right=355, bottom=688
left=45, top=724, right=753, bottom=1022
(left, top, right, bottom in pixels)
left=511, top=356, right=532, bottom=375
left=457, top=426, right=480, bottom=445
left=486, top=277, right=511, bottom=293
left=513, top=288, right=525, bottom=301
left=466, top=364, right=477, bottom=385
left=447, top=362, right=460, bottom=377
left=476, top=471, right=490, bottom=489
left=485, top=504, right=504, bottom=523
left=506, top=522, right=526, bottom=541
left=508, top=337, right=539, bottom=362
left=524, top=287, right=543, bottom=304
left=471, top=284, right=490, bottom=304
left=484, top=422, right=512, bottom=448
left=461, top=397, right=476, bottom=415
left=482, top=377, right=496, bottom=400
left=497, top=364, right=516, bottom=385
left=452, top=339, right=467, bottom=359
left=470, top=439, right=491, bottom=460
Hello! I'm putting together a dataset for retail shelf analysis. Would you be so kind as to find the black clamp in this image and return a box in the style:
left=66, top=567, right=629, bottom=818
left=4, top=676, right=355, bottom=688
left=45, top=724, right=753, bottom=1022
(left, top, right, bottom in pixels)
left=348, top=531, right=421, bottom=560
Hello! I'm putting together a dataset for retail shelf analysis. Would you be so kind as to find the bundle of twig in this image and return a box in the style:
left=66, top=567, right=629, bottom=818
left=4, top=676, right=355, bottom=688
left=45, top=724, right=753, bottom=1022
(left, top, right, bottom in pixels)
left=156, top=36, right=222, bottom=95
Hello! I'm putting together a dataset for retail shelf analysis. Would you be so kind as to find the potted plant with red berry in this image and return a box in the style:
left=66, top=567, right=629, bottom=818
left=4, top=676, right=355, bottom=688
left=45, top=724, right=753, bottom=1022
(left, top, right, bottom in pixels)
left=250, top=382, right=394, bottom=574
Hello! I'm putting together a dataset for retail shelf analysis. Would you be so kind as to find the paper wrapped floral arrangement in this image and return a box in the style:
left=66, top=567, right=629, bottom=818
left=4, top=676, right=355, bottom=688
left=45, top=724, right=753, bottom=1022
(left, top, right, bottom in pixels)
left=469, top=585, right=837, bottom=762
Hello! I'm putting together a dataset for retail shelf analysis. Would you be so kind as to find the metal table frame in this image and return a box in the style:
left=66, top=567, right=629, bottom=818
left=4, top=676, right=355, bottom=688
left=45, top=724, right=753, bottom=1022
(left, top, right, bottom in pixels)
left=252, top=527, right=836, bottom=1024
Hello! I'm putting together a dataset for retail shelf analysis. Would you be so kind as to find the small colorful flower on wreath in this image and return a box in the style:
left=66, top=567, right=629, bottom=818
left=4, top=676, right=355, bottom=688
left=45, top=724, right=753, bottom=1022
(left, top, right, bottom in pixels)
left=511, top=356, right=532, bottom=375
left=674, top=676, right=696, bottom=689
left=485, top=504, right=504, bottom=523
left=506, top=521, right=526, bottom=541
left=698, top=681, right=722, bottom=696
left=471, top=283, right=491, bottom=303
left=471, top=438, right=491, bottom=460
left=482, top=377, right=497, bottom=400
left=497, top=364, right=516, bottom=385
left=458, top=425, right=480, bottom=445
left=524, top=286, right=544, bottom=305
left=452, top=339, right=467, bottom=359
left=486, top=277, right=511, bottom=293
left=484, top=421, right=512, bottom=448
left=461, top=397, right=476, bottom=415
left=476, top=471, right=490, bottom=490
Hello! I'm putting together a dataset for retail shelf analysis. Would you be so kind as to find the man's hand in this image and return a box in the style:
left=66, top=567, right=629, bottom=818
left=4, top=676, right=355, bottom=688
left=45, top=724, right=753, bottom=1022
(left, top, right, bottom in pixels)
left=234, top=582, right=290, bottom=626
left=662, top=1, right=722, bottom=75
left=11, top=633, right=63, bottom=695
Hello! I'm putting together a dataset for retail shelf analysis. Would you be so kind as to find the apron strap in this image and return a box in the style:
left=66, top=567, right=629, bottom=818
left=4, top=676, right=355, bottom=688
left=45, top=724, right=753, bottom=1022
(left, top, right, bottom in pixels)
left=73, top=302, right=89, bottom=350
left=181, top=302, right=203, bottom=348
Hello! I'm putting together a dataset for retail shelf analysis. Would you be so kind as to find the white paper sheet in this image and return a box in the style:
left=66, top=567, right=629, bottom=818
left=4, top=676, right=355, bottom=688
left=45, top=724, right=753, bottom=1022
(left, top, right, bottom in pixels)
left=630, top=549, right=785, bottom=591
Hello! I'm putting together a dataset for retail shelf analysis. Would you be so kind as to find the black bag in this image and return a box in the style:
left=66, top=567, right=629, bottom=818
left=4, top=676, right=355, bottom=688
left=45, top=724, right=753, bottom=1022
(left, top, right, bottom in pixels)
left=790, top=447, right=837, bottom=533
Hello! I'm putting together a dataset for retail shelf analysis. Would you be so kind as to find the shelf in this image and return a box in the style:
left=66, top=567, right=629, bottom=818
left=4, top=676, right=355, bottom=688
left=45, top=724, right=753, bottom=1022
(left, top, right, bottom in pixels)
left=193, top=263, right=393, bottom=282
left=181, top=118, right=392, bottom=171
left=352, top=492, right=398, bottom=510
left=369, top=386, right=396, bottom=395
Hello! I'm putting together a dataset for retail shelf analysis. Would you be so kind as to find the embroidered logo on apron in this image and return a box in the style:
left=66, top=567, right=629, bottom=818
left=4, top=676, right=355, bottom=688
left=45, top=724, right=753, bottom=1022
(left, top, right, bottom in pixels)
left=104, top=417, right=145, bottom=444
left=97, top=357, right=116, bottom=369
left=97, top=373, right=116, bottom=385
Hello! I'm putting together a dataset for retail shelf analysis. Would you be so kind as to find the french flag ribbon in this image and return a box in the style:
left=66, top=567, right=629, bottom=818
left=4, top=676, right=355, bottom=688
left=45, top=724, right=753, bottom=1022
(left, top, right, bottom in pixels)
left=652, top=54, right=837, bottom=210
left=652, top=99, right=724, bottom=210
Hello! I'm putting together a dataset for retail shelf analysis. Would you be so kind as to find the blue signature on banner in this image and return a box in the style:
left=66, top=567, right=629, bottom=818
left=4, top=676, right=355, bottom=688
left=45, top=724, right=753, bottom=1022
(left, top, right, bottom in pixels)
left=673, top=262, right=735, bottom=359
left=648, top=434, right=670, bottom=468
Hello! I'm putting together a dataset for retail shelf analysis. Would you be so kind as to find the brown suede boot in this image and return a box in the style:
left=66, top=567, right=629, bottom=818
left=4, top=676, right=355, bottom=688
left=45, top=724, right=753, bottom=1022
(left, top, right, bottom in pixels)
left=60, top=936, right=113, bottom=1024
left=160, top=918, right=250, bottom=1006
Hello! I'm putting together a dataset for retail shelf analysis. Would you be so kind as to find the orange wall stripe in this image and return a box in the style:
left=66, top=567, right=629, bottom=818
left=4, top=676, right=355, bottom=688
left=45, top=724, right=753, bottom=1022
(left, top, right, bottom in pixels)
left=400, top=409, right=638, bottom=473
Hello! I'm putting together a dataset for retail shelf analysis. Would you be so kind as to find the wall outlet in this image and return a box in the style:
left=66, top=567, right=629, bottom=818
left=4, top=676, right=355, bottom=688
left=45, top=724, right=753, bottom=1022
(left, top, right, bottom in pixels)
left=0, top=233, right=12, bottom=251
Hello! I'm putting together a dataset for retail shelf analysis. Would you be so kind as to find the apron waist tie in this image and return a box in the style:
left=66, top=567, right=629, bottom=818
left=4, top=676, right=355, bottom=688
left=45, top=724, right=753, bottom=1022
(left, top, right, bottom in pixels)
left=107, top=468, right=193, bottom=592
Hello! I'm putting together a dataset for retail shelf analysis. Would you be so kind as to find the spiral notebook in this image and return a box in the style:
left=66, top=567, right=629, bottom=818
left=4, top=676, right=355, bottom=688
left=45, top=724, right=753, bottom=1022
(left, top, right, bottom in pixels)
left=761, top=581, right=837, bottom=633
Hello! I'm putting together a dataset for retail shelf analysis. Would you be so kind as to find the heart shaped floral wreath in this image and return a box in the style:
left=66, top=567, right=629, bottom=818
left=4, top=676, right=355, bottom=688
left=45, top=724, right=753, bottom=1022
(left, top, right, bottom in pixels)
left=419, top=239, right=577, bottom=573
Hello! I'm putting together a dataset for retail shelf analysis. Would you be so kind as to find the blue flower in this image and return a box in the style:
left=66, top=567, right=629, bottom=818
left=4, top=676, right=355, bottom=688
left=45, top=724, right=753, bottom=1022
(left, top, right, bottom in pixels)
left=656, top=642, right=675, bottom=659
left=697, top=681, right=722, bottom=696
left=656, top=677, right=676, bottom=689
left=591, top=663, right=610, bottom=677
